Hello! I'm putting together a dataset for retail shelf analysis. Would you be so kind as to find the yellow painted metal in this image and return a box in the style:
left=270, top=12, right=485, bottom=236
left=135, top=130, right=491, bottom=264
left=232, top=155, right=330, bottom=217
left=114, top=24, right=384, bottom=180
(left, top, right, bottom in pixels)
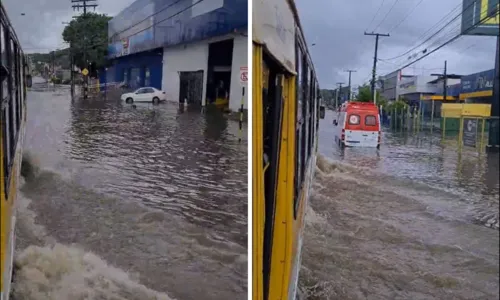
left=442, top=117, right=446, bottom=140
left=481, top=118, right=486, bottom=150
left=252, top=43, right=264, bottom=300
left=480, top=0, right=499, bottom=25
left=420, top=95, right=459, bottom=101
left=458, top=116, right=464, bottom=149
left=1, top=113, right=23, bottom=295
left=441, top=103, right=491, bottom=118
left=459, top=90, right=493, bottom=100
left=268, top=74, right=291, bottom=300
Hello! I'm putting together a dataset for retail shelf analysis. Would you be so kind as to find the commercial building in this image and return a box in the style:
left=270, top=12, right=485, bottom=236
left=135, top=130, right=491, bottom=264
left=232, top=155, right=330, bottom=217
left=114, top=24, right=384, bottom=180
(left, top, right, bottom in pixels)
left=459, top=69, right=494, bottom=103
left=101, top=0, right=247, bottom=111
left=379, top=70, right=401, bottom=101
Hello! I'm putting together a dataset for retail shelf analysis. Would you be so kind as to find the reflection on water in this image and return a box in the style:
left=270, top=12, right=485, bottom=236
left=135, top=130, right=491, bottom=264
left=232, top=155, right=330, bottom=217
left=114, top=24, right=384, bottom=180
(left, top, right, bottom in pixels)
left=298, top=110, right=499, bottom=299
left=16, top=90, right=247, bottom=300
left=318, top=110, right=499, bottom=226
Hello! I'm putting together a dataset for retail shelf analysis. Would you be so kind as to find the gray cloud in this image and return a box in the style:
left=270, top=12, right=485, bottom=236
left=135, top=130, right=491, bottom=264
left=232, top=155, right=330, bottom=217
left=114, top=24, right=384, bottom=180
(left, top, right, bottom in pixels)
left=3, top=0, right=135, bottom=53
left=296, top=0, right=497, bottom=89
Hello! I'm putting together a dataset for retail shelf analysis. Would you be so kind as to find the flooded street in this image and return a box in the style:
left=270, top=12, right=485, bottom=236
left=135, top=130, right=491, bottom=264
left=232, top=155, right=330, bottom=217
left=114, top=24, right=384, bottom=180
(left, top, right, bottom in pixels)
left=13, top=86, right=247, bottom=299
left=299, top=110, right=499, bottom=299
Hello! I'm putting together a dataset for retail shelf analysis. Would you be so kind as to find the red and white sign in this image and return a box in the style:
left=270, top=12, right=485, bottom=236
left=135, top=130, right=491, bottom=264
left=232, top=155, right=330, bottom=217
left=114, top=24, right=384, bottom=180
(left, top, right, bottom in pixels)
left=239, top=66, right=248, bottom=85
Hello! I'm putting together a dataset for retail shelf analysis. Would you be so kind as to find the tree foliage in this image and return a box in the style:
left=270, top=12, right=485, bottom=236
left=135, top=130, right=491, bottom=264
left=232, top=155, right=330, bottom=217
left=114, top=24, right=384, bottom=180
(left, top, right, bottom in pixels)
left=27, top=48, right=71, bottom=74
left=62, top=13, right=112, bottom=71
left=355, top=84, right=387, bottom=105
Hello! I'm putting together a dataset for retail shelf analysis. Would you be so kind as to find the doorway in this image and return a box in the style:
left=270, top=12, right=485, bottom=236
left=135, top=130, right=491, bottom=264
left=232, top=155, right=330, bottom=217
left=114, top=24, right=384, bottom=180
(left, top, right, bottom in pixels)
left=206, top=39, right=234, bottom=108
left=179, top=70, right=204, bottom=106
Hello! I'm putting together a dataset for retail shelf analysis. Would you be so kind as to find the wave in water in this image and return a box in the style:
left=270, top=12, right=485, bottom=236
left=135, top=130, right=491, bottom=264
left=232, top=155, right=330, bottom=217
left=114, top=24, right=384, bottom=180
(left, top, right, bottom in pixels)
left=13, top=153, right=175, bottom=300
left=298, top=154, right=499, bottom=300
left=13, top=244, right=173, bottom=300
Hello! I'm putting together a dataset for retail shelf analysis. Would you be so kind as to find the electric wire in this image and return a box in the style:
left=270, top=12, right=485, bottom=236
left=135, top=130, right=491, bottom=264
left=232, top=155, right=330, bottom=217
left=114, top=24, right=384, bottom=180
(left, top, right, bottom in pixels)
left=373, top=0, right=401, bottom=32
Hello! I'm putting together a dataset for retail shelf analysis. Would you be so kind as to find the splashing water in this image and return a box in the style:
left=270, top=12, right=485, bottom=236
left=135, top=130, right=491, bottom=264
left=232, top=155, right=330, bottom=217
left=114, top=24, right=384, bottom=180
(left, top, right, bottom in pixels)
left=13, top=153, right=175, bottom=300
left=12, top=244, right=174, bottom=300
left=298, top=154, right=499, bottom=300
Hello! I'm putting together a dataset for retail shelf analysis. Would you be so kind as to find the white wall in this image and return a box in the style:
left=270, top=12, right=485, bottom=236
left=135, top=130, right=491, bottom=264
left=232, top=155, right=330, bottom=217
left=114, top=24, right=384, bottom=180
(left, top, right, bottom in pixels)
left=162, top=32, right=248, bottom=109
left=229, top=33, right=248, bottom=111
left=162, top=42, right=209, bottom=104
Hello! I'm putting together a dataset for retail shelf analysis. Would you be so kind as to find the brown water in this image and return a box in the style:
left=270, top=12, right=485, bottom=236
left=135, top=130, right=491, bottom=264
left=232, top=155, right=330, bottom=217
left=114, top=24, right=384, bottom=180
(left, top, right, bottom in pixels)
left=298, top=110, right=499, bottom=299
left=13, top=87, right=247, bottom=300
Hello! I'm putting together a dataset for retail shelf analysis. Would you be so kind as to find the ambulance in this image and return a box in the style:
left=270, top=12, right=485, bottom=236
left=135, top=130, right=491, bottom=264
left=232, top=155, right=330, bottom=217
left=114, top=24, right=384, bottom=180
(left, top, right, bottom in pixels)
left=332, top=101, right=381, bottom=148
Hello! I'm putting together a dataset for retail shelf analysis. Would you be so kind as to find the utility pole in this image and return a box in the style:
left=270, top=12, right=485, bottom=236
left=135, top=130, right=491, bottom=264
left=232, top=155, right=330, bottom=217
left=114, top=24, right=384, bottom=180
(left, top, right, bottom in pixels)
left=51, top=51, right=55, bottom=78
left=364, top=32, right=389, bottom=103
left=431, top=60, right=448, bottom=100
left=71, top=0, right=97, bottom=99
left=71, top=0, right=97, bottom=15
left=431, top=61, right=456, bottom=132
left=336, top=82, right=344, bottom=108
left=344, top=69, right=356, bottom=100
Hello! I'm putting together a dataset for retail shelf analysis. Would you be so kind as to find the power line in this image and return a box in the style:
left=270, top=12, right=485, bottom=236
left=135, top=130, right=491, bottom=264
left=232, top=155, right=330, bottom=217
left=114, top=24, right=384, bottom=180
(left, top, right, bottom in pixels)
left=381, top=2, right=462, bottom=60
left=383, top=8, right=463, bottom=61
left=387, top=0, right=425, bottom=33
left=380, top=2, right=487, bottom=69
left=366, top=0, right=387, bottom=32
left=108, top=0, right=206, bottom=45
left=108, top=0, right=185, bottom=41
left=395, top=9, right=499, bottom=71
left=373, top=0, right=401, bottom=32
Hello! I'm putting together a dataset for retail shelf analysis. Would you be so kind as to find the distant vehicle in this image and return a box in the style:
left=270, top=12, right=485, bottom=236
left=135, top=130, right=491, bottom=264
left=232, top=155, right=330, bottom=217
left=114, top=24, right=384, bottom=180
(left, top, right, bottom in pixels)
left=120, top=87, right=166, bottom=104
left=333, top=101, right=381, bottom=148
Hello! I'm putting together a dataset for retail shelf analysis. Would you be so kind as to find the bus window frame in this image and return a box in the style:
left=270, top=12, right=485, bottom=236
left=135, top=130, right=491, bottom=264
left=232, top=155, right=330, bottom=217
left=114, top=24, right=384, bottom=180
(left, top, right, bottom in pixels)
left=1, top=17, right=23, bottom=199
left=294, top=41, right=305, bottom=218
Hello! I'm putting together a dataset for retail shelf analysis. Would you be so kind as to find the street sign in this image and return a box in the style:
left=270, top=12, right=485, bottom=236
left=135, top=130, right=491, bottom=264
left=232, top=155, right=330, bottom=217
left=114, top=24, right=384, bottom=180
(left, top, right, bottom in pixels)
left=461, top=0, right=499, bottom=36
left=82, top=68, right=89, bottom=76
left=463, top=118, right=478, bottom=147
left=239, top=66, right=248, bottom=86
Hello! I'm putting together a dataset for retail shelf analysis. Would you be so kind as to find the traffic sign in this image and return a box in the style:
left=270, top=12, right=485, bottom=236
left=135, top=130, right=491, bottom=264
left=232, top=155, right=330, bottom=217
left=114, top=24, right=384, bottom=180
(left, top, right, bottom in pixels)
left=82, top=68, right=89, bottom=76
left=239, top=66, right=247, bottom=86
left=463, top=118, right=478, bottom=147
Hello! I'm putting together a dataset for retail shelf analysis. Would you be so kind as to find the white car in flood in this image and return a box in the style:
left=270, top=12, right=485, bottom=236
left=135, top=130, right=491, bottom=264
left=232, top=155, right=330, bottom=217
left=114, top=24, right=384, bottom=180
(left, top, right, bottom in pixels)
left=121, top=87, right=167, bottom=104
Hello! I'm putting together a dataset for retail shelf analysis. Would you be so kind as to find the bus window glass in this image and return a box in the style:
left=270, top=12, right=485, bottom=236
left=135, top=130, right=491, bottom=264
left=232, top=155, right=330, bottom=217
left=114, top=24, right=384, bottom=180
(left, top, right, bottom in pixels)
left=365, top=115, right=377, bottom=126
left=0, top=23, right=5, bottom=67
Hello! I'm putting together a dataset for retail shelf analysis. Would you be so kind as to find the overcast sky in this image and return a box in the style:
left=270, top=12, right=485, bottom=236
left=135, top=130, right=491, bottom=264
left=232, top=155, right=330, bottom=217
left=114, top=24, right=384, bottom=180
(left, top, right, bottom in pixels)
left=296, top=0, right=497, bottom=89
left=3, top=0, right=134, bottom=53
left=4, top=0, right=497, bottom=89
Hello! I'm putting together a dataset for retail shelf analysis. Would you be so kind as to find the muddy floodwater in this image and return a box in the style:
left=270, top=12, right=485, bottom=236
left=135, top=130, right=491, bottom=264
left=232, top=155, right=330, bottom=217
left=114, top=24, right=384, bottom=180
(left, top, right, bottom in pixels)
left=13, top=87, right=247, bottom=300
left=298, top=110, right=499, bottom=300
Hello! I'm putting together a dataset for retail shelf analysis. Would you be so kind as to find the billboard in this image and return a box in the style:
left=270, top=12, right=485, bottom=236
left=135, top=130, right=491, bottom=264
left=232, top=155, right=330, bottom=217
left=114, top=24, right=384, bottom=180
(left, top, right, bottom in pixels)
left=461, top=0, right=499, bottom=36
left=460, top=69, right=494, bottom=93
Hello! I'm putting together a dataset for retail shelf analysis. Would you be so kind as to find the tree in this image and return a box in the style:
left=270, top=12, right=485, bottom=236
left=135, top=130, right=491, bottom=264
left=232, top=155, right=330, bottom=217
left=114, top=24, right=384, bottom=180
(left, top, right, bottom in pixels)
left=62, top=13, right=112, bottom=72
left=356, top=85, right=372, bottom=102
left=355, top=84, right=388, bottom=106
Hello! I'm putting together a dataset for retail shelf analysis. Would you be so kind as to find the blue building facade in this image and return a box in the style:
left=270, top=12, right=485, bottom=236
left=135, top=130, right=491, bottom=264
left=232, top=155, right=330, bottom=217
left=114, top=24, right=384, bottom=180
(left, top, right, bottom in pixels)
left=460, top=69, right=494, bottom=95
left=101, top=0, right=247, bottom=90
